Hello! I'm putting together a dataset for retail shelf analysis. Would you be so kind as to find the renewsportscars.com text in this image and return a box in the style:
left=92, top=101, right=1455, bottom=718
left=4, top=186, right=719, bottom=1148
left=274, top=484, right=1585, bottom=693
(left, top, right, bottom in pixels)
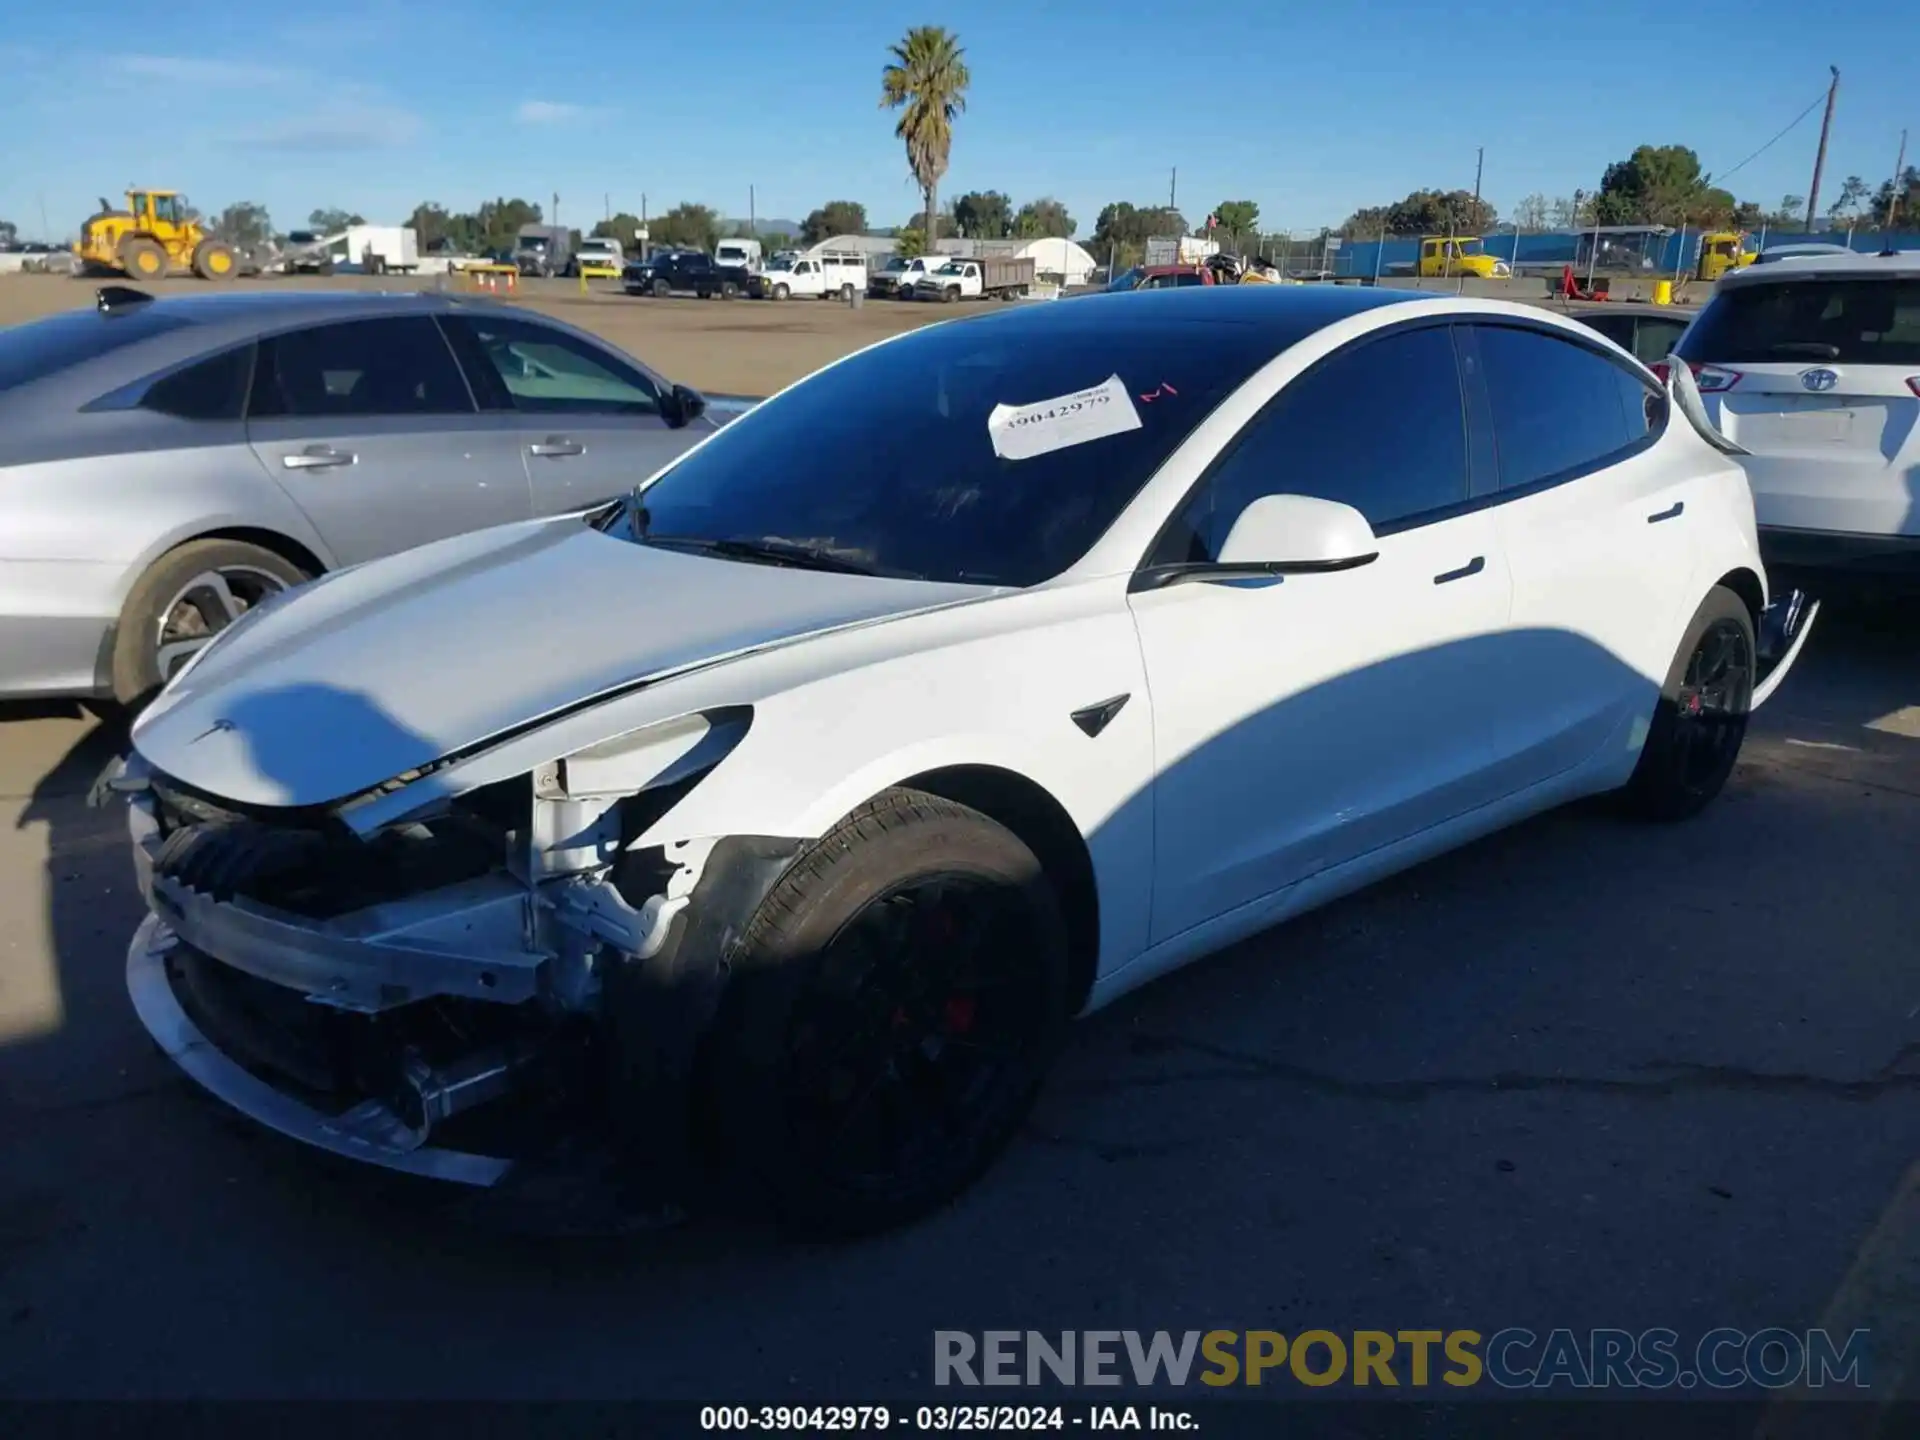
left=933, top=1328, right=1870, bottom=1391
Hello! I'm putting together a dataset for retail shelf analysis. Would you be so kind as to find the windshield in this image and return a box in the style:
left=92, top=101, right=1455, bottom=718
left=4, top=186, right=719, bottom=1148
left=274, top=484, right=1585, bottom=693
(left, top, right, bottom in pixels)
left=519, top=236, right=549, bottom=250
left=620, top=302, right=1303, bottom=587
left=1458, top=239, right=1486, bottom=256
left=1677, top=277, right=1920, bottom=366
left=1107, top=268, right=1141, bottom=291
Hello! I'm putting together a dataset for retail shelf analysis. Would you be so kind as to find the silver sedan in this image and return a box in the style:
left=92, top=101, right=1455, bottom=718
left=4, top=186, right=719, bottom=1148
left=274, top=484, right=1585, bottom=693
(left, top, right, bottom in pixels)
left=0, top=286, right=742, bottom=705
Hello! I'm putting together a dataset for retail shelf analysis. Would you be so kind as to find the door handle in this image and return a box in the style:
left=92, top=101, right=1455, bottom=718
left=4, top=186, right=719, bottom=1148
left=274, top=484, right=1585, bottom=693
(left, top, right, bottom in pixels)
left=1433, top=556, right=1485, bottom=585
left=528, top=437, right=586, bottom=457
left=1647, top=501, right=1685, bottom=523
left=280, top=446, right=356, bottom=470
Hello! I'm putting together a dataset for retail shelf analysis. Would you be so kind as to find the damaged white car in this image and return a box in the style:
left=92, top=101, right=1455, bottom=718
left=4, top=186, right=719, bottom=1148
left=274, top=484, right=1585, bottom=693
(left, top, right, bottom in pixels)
left=109, top=288, right=1817, bottom=1235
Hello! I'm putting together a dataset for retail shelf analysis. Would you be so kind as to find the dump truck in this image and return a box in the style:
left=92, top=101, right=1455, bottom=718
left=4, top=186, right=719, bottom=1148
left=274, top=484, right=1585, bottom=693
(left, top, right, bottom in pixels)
left=73, top=189, right=237, bottom=281
left=910, top=254, right=1037, bottom=302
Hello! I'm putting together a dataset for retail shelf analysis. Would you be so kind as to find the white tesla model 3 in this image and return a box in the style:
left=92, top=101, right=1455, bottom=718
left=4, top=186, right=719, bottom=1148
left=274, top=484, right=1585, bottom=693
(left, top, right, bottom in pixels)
left=107, top=286, right=1817, bottom=1235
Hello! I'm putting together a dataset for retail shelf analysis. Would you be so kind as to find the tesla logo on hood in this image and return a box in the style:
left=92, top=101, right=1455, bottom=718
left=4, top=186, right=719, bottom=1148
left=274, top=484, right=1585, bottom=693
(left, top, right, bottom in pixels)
left=189, top=719, right=237, bottom=744
left=1800, top=368, right=1839, bottom=392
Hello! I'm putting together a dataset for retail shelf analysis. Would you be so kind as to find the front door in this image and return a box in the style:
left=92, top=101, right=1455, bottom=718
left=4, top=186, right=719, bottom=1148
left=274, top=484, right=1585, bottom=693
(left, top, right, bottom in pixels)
left=1130, top=322, right=1515, bottom=944
left=244, top=315, right=531, bottom=566
left=440, top=312, right=698, bottom=515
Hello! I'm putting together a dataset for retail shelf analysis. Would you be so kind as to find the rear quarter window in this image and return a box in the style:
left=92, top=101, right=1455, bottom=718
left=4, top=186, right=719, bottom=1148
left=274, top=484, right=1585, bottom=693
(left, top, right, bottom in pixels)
left=0, top=307, right=195, bottom=394
left=1678, top=277, right=1920, bottom=366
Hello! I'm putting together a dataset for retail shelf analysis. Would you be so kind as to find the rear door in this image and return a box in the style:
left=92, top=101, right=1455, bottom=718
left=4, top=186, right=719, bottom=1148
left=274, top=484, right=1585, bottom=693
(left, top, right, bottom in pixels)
left=1467, top=319, right=1700, bottom=780
left=244, top=315, right=531, bottom=565
left=1675, top=272, right=1920, bottom=543
left=440, top=312, right=697, bottom=516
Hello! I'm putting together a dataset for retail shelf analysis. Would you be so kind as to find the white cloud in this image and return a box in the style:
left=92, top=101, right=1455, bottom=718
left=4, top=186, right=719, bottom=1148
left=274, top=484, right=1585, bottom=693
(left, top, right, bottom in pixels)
left=516, top=99, right=597, bottom=124
left=235, top=103, right=425, bottom=153
left=108, top=53, right=295, bottom=86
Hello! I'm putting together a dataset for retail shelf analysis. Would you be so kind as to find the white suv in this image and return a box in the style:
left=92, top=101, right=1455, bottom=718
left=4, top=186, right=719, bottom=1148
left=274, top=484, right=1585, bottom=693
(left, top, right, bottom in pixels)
left=1672, top=252, right=1920, bottom=586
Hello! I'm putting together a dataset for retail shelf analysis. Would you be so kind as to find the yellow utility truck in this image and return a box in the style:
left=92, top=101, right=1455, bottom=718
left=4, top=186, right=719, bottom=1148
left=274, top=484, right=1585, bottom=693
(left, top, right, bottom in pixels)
left=1387, top=236, right=1513, bottom=279
left=74, top=190, right=237, bottom=281
left=1695, top=231, right=1757, bottom=282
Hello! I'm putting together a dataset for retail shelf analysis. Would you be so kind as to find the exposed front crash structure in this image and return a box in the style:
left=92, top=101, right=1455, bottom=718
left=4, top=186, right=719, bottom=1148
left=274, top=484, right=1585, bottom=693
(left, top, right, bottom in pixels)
left=111, top=705, right=803, bottom=1209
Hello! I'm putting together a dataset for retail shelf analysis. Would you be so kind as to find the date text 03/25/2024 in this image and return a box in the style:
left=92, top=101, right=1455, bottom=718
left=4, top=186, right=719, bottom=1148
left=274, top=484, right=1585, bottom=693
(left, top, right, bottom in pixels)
left=699, top=1404, right=1196, bottom=1431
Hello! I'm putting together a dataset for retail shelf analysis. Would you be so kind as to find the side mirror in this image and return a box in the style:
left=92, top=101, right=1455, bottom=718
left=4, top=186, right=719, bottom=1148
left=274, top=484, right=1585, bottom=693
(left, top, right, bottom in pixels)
left=1217, top=494, right=1379, bottom=571
left=662, top=383, right=708, bottom=427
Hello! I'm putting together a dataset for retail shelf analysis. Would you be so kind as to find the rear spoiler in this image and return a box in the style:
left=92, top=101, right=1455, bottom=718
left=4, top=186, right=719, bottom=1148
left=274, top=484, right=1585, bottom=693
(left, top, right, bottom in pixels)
left=1665, top=357, right=1749, bottom=457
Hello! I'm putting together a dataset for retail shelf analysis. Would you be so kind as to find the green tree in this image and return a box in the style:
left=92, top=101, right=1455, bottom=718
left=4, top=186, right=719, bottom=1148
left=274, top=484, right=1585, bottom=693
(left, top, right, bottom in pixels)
left=1210, top=200, right=1259, bottom=244
left=1510, top=193, right=1550, bottom=230
left=406, top=202, right=453, bottom=247
left=213, top=202, right=273, bottom=249
left=881, top=26, right=970, bottom=247
left=1592, top=145, right=1733, bottom=226
left=952, top=190, right=1011, bottom=239
left=308, top=207, right=364, bottom=233
left=1828, top=176, right=1869, bottom=227
left=474, top=198, right=544, bottom=251
left=1338, top=188, right=1497, bottom=238
left=1870, top=167, right=1919, bottom=227
left=1012, top=197, right=1074, bottom=239
left=895, top=226, right=926, bottom=259
left=1766, top=195, right=1807, bottom=230
left=0, top=219, right=16, bottom=247
left=1089, top=201, right=1187, bottom=268
left=654, top=202, right=720, bottom=251
left=802, top=200, right=869, bottom=244
left=593, top=212, right=646, bottom=243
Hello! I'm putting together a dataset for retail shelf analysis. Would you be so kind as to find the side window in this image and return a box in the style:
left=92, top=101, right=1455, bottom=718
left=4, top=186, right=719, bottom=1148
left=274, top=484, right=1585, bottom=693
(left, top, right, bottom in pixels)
left=1175, top=273, right=1206, bottom=287
left=443, top=315, right=659, bottom=416
left=141, top=344, right=253, bottom=421
left=1473, top=324, right=1648, bottom=491
left=1149, top=324, right=1469, bottom=565
left=248, top=317, right=471, bottom=419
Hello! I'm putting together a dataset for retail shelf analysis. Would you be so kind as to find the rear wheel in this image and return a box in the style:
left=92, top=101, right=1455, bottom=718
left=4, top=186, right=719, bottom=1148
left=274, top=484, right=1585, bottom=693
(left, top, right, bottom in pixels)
left=700, top=788, right=1069, bottom=1237
left=110, top=539, right=311, bottom=709
left=1621, top=585, right=1755, bottom=820
left=839, top=283, right=855, bottom=302
left=721, top=280, right=739, bottom=299
left=119, top=237, right=168, bottom=281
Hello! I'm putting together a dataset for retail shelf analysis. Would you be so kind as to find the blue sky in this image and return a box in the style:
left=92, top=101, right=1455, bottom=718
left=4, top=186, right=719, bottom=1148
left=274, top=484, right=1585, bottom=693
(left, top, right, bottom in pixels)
left=1, top=0, right=1912, bottom=242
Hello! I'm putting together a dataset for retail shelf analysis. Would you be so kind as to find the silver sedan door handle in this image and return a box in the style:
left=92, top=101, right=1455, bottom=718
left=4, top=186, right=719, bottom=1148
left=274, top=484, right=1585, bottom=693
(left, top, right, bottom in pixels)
left=528, top=436, right=586, bottom=457
left=281, top=445, right=356, bottom=470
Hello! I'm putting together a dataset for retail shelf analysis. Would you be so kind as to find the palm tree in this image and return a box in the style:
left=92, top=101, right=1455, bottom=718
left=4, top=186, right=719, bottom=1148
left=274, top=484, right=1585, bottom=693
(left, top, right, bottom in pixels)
left=880, top=27, right=970, bottom=249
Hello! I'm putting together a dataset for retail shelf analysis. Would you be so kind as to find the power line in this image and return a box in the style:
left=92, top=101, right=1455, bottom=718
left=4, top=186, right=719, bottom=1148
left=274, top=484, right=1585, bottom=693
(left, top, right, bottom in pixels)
left=1713, top=89, right=1830, bottom=186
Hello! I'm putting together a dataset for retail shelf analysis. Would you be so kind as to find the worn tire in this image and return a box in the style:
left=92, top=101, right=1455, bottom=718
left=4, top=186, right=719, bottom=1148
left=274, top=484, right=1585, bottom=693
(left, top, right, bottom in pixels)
left=1621, top=585, right=1755, bottom=821
left=191, top=239, right=237, bottom=280
left=110, top=539, right=311, bottom=709
left=771, top=282, right=789, bottom=301
left=119, top=237, right=168, bottom=281
left=652, top=278, right=670, bottom=298
left=699, top=787, right=1069, bottom=1237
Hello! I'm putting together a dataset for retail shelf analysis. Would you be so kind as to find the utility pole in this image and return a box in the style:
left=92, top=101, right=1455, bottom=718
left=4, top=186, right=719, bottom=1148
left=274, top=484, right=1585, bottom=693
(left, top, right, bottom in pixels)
left=749, top=185, right=756, bottom=237
left=1472, top=146, right=1485, bottom=216
left=604, top=193, right=610, bottom=223
left=1883, top=129, right=1910, bottom=241
left=552, top=192, right=561, bottom=228
left=1169, top=167, right=1177, bottom=214
left=1805, top=66, right=1839, bottom=232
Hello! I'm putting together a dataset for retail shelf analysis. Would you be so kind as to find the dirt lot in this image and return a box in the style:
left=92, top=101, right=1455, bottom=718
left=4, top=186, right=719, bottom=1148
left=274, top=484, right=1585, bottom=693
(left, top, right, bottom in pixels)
left=0, top=272, right=955, bottom=397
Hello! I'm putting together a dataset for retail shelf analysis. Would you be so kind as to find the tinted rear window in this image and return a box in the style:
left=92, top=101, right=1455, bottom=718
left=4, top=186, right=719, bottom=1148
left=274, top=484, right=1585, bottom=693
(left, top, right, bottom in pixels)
left=627, top=300, right=1323, bottom=586
left=0, top=306, right=195, bottom=393
left=1678, top=277, right=1920, bottom=366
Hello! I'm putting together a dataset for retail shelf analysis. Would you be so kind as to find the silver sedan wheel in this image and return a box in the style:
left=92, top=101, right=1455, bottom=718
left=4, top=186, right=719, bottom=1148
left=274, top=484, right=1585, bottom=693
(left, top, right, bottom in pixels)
left=153, top=566, right=289, bottom=680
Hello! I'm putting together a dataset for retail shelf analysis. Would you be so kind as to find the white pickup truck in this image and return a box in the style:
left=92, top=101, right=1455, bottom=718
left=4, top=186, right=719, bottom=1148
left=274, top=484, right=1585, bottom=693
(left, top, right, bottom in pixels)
left=751, top=249, right=869, bottom=300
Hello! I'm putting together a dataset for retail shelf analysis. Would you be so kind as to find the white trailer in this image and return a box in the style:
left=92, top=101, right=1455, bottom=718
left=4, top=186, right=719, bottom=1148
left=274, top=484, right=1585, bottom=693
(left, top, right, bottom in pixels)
left=324, top=225, right=420, bottom=274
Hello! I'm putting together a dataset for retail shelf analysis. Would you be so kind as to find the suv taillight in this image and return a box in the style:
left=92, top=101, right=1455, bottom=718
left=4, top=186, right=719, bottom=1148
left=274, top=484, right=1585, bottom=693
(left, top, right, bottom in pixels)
left=1653, top=359, right=1740, bottom=392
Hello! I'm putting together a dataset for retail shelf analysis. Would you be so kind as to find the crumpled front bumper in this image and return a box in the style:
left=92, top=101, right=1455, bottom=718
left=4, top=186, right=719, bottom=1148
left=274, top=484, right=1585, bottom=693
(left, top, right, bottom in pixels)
left=127, top=913, right=514, bottom=1185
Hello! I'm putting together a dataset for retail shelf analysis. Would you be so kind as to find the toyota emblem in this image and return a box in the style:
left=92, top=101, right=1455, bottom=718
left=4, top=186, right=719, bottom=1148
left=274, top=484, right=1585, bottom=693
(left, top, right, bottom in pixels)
left=1801, top=368, right=1839, bottom=392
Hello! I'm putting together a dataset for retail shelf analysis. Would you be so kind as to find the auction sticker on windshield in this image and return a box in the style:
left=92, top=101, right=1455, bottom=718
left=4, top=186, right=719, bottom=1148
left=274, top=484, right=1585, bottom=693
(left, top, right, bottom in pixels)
left=988, top=374, right=1143, bottom=461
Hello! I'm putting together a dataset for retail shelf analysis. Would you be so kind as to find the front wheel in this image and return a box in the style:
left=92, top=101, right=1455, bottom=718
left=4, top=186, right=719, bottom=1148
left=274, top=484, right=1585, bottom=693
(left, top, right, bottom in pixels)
left=652, top=278, right=671, bottom=298
left=700, top=788, right=1069, bottom=1237
left=1621, top=585, right=1755, bottom=821
left=942, top=285, right=960, bottom=303
left=772, top=282, right=790, bottom=301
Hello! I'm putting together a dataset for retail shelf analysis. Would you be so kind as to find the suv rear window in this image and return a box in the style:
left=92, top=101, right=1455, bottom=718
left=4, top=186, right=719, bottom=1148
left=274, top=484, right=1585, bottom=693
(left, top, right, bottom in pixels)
left=0, top=306, right=195, bottom=394
left=1677, top=277, right=1920, bottom=367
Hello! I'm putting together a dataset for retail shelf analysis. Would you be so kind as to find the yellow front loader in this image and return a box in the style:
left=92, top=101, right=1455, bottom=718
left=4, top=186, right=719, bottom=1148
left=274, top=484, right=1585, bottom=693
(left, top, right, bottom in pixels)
left=73, top=189, right=237, bottom=281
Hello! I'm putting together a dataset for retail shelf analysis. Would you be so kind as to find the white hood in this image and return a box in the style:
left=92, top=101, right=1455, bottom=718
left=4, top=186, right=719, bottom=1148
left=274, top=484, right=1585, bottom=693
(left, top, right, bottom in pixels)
left=132, top=518, right=992, bottom=808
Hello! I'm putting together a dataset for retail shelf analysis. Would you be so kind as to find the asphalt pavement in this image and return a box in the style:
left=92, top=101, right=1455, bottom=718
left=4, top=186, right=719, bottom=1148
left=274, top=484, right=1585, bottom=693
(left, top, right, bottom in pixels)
left=3, top=598, right=1919, bottom=1414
